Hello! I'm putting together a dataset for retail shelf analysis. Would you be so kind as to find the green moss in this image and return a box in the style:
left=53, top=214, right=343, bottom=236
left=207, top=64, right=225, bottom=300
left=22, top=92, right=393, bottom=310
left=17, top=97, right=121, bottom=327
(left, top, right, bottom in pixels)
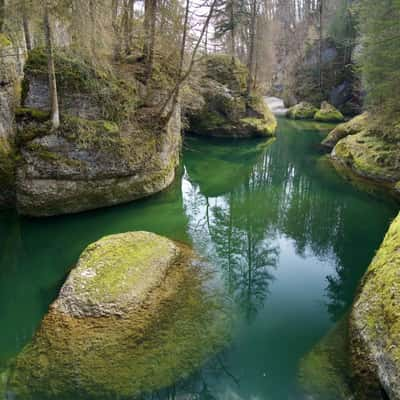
left=240, top=117, right=276, bottom=136
left=15, top=107, right=50, bottom=122
left=287, top=102, right=318, bottom=120
left=0, top=34, right=11, bottom=48
left=314, top=102, right=344, bottom=123
left=0, top=138, right=16, bottom=188
left=103, top=121, right=119, bottom=134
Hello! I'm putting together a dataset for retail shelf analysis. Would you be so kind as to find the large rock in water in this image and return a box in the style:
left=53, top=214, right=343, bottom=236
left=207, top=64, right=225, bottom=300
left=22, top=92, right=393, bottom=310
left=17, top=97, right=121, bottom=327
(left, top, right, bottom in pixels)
left=322, top=112, right=368, bottom=150
left=330, top=119, right=400, bottom=199
left=0, top=34, right=18, bottom=208
left=314, top=102, right=344, bottom=123
left=14, top=49, right=181, bottom=217
left=350, top=214, right=400, bottom=400
left=6, top=232, right=229, bottom=399
left=184, top=55, right=277, bottom=138
left=286, top=101, right=318, bottom=120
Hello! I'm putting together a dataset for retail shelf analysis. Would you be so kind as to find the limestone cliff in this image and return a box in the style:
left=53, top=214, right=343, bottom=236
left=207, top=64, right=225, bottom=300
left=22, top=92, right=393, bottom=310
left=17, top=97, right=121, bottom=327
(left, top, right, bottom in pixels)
left=13, top=50, right=181, bottom=216
left=184, top=55, right=277, bottom=138
left=0, top=35, right=18, bottom=207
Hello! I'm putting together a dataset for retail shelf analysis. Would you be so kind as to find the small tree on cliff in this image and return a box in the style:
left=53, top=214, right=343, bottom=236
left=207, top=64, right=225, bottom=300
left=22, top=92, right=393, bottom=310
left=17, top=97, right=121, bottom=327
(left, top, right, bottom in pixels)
left=43, top=1, right=60, bottom=129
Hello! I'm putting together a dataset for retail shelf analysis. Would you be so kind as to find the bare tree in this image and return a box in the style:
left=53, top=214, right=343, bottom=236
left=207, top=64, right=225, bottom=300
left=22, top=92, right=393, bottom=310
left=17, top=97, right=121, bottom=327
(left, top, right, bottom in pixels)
left=143, top=0, right=157, bottom=85
left=43, top=1, right=60, bottom=129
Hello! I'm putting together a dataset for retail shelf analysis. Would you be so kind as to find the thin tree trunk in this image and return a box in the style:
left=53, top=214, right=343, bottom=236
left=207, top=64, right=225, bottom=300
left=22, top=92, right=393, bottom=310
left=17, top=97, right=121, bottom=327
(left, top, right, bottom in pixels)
left=143, top=0, right=157, bottom=85
left=0, top=0, right=4, bottom=33
left=318, top=0, right=323, bottom=92
left=230, top=0, right=236, bottom=62
left=246, top=0, right=258, bottom=96
left=44, top=3, right=60, bottom=129
left=22, top=10, right=33, bottom=51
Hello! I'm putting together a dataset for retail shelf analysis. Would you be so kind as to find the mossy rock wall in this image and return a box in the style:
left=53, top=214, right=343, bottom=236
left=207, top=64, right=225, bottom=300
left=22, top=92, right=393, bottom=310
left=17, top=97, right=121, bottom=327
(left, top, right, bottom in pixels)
left=15, top=51, right=182, bottom=217
left=185, top=55, right=276, bottom=138
left=350, top=213, right=400, bottom=400
left=0, top=36, right=18, bottom=207
left=6, top=232, right=230, bottom=399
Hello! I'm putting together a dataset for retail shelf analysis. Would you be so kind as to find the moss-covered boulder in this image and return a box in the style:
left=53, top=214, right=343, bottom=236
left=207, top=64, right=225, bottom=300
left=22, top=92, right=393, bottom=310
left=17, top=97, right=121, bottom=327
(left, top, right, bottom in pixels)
left=298, top=319, right=353, bottom=400
left=0, top=35, right=18, bottom=208
left=185, top=55, right=276, bottom=138
left=6, top=232, right=230, bottom=399
left=15, top=50, right=181, bottom=217
left=286, top=101, right=318, bottom=120
left=331, top=128, right=400, bottom=199
left=314, top=102, right=345, bottom=123
left=322, top=112, right=368, bottom=150
left=350, top=213, right=400, bottom=400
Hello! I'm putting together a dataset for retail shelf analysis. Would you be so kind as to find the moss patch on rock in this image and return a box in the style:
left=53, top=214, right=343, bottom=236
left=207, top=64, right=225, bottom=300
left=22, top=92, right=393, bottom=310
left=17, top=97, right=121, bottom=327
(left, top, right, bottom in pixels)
left=314, top=102, right=345, bottom=123
left=322, top=112, right=369, bottom=150
left=350, top=213, right=400, bottom=400
left=331, top=130, right=400, bottom=198
left=298, top=319, right=353, bottom=400
left=287, top=101, right=318, bottom=120
left=6, top=232, right=231, bottom=399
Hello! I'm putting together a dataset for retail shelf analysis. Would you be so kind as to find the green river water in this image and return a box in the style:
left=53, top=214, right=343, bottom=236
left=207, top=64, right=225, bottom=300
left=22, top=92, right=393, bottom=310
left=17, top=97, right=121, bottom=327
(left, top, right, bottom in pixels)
left=0, top=118, right=398, bottom=399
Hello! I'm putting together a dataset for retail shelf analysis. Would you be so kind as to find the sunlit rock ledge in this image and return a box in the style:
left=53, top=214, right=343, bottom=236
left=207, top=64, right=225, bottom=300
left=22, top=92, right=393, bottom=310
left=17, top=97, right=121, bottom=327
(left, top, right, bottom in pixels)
left=5, top=232, right=231, bottom=399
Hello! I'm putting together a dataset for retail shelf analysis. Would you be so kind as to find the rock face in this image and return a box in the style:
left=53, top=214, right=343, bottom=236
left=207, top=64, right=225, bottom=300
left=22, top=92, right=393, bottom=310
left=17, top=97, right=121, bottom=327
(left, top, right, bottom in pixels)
left=14, top=50, right=181, bottom=216
left=314, top=101, right=345, bottom=123
left=287, top=101, right=318, bottom=120
left=322, top=112, right=368, bottom=150
left=350, top=214, right=400, bottom=400
left=185, top=55, right=277, bottom=138
left=0, top=35, right=18, bottom=207
left=6, top=232, right=229, bottom=399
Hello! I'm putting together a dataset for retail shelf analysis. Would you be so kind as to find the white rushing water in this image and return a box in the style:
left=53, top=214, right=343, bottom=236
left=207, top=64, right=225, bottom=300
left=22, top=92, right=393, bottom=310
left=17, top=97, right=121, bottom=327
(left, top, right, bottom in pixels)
left=264, top=96, right=288, bottom=116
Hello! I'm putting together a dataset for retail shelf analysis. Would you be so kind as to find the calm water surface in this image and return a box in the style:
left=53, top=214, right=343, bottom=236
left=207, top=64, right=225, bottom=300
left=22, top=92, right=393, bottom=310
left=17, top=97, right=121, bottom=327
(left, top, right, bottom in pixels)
left=0, top=118, right=398, bottom=399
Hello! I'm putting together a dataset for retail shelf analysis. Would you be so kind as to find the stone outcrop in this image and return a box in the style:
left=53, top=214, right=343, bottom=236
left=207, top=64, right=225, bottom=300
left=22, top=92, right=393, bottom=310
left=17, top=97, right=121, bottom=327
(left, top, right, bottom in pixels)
left=6, top=232, right=230, bottom=399
left=0, top=35, right=18, bottom=207
left=350, top=213, right=400, bottom=400
left=322, top=112, right=368, bottom=150
left=287, top=101, right=318, bottom=120
left=14, top=49, right=181, bottom=216
left=330, top=122, right=400, bottom=199
left=185, top=55, right=277, bottom=138
left=314, top=101, right=345, bottom=123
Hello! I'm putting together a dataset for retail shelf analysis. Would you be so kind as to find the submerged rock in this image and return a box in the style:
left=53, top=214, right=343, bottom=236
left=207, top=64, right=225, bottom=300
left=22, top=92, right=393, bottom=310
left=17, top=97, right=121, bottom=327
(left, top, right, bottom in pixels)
left=350, top=213, right=400, bottom=400
left=298, top=319, right=353, bottom=400
left=14, top=50, right=181, bottom=217
left=314, top=102, right=345, bottom=123
left=322, top=112, right=368, bottom=150
left=6, top=232, right=230, bottom=399
left=185, top=55, right=276, bottom=138
left=287, top=101, right=318, bottom=120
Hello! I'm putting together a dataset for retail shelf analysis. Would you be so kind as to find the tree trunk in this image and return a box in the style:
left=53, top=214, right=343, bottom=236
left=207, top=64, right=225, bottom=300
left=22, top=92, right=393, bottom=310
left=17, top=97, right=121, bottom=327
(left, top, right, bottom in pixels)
left=230, top=0, right=236, bottom=62
left=246, top=0, right=258, bottom=96
left=0, top=0, right=4, bottom=33
left=143, top=0, right=157, bottom=85
left=318, top=0, right=323, bottom=92
left=44, top=3, right=60, bottom=129
left=22, top=4, right=33, bottom=51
